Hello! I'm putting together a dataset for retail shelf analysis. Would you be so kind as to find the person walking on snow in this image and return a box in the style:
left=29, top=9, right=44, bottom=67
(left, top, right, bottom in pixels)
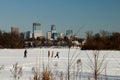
left=24, top=49, right=27, bottom=58
left=55, top=52, right=59, bottom=58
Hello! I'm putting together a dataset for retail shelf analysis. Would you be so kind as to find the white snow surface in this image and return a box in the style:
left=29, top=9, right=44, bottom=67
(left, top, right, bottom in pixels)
left=0, top=48, right=120, bottom=80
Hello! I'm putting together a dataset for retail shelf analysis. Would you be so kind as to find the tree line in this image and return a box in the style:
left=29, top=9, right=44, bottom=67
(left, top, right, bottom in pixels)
left=82, top=30, right=120, bottom=50
left=0, top=30, right=23, bottom=48
left=0, top=30, right=120, bottom=50
left=0, top=30, right=83, bottom=48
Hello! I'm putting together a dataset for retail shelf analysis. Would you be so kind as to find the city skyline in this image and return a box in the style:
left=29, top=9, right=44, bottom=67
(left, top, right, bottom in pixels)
left=0, top=0, right=120, bottom=38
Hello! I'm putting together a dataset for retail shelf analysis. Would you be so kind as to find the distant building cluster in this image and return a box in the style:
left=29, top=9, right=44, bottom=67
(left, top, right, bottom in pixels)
left=11, top=27, right=19, bottom=34
left=11, top=22, right=74, bottom=40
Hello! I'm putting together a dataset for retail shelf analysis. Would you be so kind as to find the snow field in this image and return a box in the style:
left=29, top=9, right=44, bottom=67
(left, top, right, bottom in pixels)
left=0, top=48, right=120, bottom=80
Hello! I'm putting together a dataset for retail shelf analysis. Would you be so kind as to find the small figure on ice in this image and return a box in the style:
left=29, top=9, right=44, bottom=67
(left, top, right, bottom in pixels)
left=55, top=52, right=59, bottom=58
left=24, top=49, right=27, bottom=58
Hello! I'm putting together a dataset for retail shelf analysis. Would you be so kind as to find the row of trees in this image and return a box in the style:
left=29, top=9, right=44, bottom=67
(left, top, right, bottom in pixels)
left=0, top=31, right=23, bottom=48
left=82, top=31, right=120, bottom=50
left=1, top=29, right=120, bottom=50
left=0, top=30, right=83, bottom=48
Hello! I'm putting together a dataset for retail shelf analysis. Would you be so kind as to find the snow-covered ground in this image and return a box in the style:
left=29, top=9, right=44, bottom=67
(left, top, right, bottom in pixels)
left=0, top=48, right=120, bottom=80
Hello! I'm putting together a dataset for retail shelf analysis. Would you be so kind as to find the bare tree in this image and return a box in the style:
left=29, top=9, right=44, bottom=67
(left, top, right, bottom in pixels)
left=67, top=45, right=82, bottom=80
left=10, top=63, right=22, bottom=80
left=86, top=51, right=107, bottom=80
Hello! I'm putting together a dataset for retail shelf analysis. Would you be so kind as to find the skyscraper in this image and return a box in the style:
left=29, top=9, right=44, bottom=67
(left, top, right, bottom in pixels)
left=33, top=22, right=42, bottom=39
left=51, top=24, right=56, bottom=34
left=25, top=31, right=32, bottom=39
left=50, top=24, right=58, bottom=39
left=11, top=27, right=19, bottom=34
left=47, top=31, right=52, bottom=40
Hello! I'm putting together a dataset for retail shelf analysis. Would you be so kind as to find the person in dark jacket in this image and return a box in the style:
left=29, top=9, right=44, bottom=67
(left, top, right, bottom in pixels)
left=55, top=52, right=59, bottom=58
left=24, top=49, right=27, bottom=58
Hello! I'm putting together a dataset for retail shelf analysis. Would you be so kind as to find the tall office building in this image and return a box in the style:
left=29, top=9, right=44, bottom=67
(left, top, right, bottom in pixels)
left=11, top=27, right=19, bottom=34
left=51, top=24, right=58, bottom=39
left=47, top=31, right=52, bottom=40
left=51, top=24, right=56, bottom=34
left=33, top=22, right=42, bottom=39
left=25, top=31, right=32, bottom=39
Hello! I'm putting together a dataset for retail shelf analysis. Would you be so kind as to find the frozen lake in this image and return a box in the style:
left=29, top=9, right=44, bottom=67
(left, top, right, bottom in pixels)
left=0, top=48, right=120, bottom=80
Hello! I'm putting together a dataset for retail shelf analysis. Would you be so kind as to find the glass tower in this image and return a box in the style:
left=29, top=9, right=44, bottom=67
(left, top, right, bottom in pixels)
left=33, top=23, right=42, bottom=38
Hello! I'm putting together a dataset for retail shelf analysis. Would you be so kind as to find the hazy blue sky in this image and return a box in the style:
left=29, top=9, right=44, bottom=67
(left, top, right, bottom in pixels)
left=0, top=0, right=120, bottom=38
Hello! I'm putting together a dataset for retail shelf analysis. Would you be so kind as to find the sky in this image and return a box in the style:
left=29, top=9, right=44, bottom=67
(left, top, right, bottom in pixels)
left=0, top=0, right=120, bottom=38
